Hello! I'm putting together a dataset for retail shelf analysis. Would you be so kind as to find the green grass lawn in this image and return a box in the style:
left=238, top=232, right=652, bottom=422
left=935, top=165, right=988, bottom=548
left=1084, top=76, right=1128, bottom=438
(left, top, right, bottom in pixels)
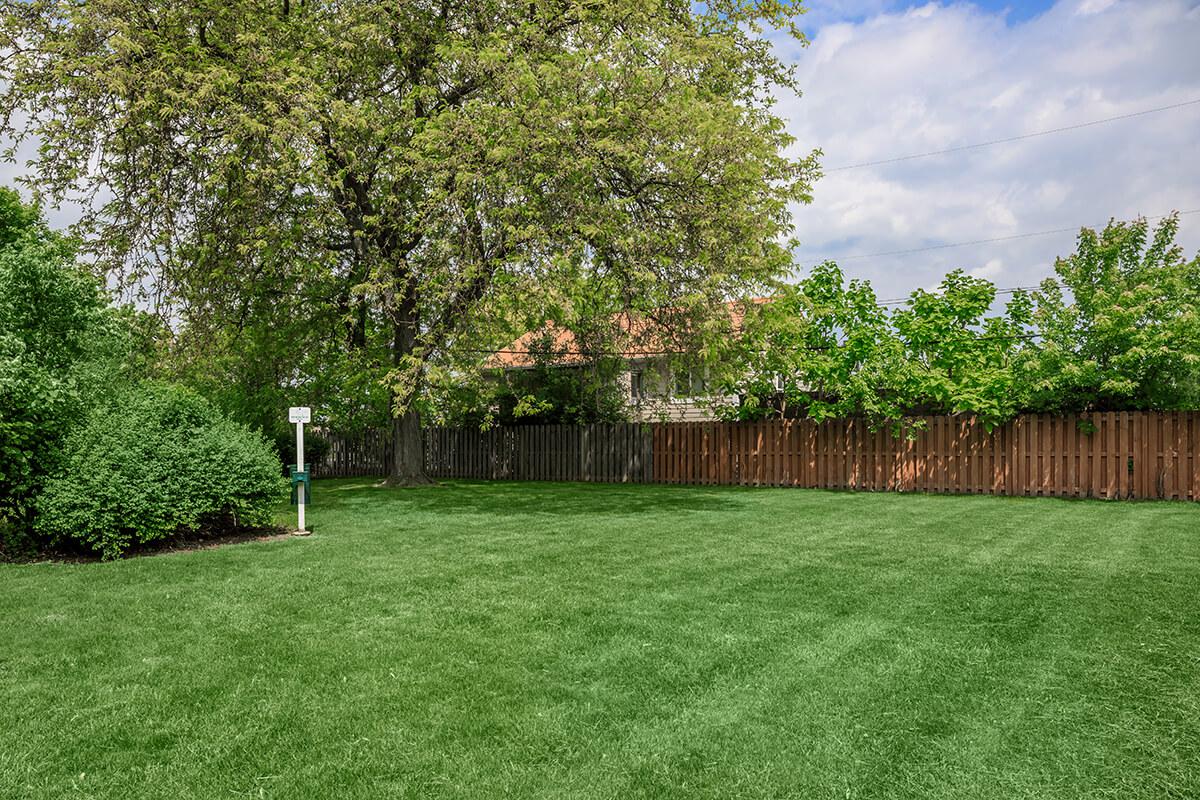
left=3, top=480, right=1200, bottom=799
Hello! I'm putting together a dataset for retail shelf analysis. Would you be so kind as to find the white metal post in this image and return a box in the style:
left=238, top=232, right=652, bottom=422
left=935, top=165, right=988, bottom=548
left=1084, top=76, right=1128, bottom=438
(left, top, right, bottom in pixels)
left=295, top=418, right=305, bottom=531
left=289, top=406, right=311, bottom=533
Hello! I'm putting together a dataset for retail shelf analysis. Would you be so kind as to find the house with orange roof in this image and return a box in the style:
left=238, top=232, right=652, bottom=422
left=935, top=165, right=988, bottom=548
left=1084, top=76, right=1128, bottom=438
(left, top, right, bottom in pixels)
left=487, top=300, right=768, bottom=422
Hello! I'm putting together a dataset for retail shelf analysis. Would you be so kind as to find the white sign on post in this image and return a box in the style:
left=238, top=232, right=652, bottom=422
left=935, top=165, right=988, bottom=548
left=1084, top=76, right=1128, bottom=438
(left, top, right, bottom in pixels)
left=290, top=407, right=311, bottom=533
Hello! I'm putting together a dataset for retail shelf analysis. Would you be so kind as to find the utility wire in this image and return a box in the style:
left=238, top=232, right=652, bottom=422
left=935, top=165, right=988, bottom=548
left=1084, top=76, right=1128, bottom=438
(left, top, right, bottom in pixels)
left=824, top=98, right=1200, bottom=172
left=449, top=208, right=1198, bottom=357
left=450, top=326, right=1050, bottom=359
left=795, top=208, right=1200, bottom=269
left=877, top=282, right=1058, bottom=306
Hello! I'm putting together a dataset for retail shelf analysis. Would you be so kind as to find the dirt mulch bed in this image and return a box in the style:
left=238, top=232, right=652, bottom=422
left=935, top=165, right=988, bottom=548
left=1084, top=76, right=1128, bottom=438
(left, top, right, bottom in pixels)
left=3, top=526, right=298, bottom=564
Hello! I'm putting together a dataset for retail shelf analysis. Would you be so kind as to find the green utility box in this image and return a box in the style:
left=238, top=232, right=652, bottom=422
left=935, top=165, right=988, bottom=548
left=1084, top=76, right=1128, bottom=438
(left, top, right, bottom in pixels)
left=290, top=464, right=311, bottom=505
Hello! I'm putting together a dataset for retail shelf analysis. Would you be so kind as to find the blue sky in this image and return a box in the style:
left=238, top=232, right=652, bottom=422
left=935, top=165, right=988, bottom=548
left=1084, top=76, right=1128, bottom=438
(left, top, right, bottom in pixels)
left=2, top=0, right=1196, bottom=307
left=698, top=0, right=1057, bottom=36
left=800, top=0, right=1056, bottom=32
left=776, top=0, right=1200, bottom=300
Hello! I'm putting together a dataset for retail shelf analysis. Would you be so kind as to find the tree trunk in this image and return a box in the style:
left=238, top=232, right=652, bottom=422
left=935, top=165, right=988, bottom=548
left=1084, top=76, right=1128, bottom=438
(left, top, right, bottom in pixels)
left=385, top=301, right=433, bottom=486
left=387, top=401, right=432, bottom=485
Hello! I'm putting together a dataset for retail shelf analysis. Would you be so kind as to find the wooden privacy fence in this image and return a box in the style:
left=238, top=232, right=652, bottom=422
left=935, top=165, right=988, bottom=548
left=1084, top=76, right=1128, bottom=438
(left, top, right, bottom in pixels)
left=320, top=412, right=1200, bottom=500
left=653, top=413, right=1200, bottom=500
left=321, top=428, right=392, bottom=478
left=424, top=423, right=653, bottom=483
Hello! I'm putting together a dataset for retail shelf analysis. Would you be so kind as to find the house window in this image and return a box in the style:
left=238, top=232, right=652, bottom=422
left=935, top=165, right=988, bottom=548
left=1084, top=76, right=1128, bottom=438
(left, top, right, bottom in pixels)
left=672, top=368, right=708, bottom=399
left=629, top=371, right=644, bottom=403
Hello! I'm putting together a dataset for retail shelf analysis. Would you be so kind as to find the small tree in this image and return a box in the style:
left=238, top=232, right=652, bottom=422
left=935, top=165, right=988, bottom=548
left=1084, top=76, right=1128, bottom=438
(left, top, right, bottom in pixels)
left=890, top=269, right=1026, bottom=426
left=1018, top=214, right=1200, bottom=412
left=716, top=262, right=906, bottom=426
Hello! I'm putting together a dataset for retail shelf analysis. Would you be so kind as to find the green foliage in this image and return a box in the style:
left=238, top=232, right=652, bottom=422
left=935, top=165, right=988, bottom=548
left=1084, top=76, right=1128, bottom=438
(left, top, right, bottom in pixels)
left=1017, top=214, right=1200, bottom=412
left=500, top=366, right=630, bottom=427
left=433, top=325, right=631, bottom=427
left=0, top=188, right=159, bottom=555
left=0, top=191, right=104, bottom=543
left=890, top=270, right=1026, bottom=426
left=169, top=319, right=390, bottom=449
left=0, top=0, right=817, bottom=478
left=719, top=263, right=905, bottom=425
left=0, top=186, right=40, bottom=249
left=35, top=384, right=287, bottom=559
left=719, top=215, right=1200, bottom=428
left=273, top=429, right=331, bottom=473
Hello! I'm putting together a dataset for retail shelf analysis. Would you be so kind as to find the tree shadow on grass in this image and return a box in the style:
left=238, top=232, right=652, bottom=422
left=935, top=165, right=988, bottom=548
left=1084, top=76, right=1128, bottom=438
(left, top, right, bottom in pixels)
left=317, top=478, right=749, bottom=518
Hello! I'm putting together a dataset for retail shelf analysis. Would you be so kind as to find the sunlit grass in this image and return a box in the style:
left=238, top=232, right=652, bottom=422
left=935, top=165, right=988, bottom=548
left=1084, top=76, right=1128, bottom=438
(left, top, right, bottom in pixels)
left=3, top=480, right=1199, bottom=798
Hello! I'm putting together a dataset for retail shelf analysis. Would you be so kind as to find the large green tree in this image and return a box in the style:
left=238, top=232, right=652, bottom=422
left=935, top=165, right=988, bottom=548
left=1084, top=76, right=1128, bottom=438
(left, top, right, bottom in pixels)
left=0, top=0, right=816, bottom=482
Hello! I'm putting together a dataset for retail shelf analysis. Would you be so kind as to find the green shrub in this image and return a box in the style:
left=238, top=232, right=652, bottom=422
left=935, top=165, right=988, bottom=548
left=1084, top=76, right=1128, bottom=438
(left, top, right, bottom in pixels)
left=35, top=383, right=288, bottom=558
left=0, top=197, right=105, bottom=533
left=273, top=428, right=330, bottom=474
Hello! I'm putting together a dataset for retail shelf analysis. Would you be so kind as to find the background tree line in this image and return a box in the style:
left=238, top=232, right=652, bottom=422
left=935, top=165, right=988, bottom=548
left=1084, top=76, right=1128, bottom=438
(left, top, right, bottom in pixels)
left=716, top=214, right=1200, bottom=430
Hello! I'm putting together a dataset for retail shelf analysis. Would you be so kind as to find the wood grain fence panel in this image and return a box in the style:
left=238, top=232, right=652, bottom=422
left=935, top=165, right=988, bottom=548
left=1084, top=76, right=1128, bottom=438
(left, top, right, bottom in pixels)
left=331, top=414, right=1198, bottom=500
left=812, top=421, right=822, bottom=488
left=1191, top=413, right=1199, bottom=501
left=923, top=417, right=933, bottom=492
left=1134, top=412, right=1145, bottom=499
left=1007, top=418, right=1018, bottom=496
left=936, top=416, right=946, bottom=493
left=1157, top=413, right=1168, bottom=499
left=1173, top=412, right=1185, bottom=499
left=775, top=420, right=786, bottom=487
left=1116, top=412, right=1128, bottom=499
left=1043, top=415, right=1054, bottom=496
left=1086, top=413, right=1097, bottom=498
left=1171, top=412, right=1182, bottom=499
left=1070, top=417, right=1080, bottom=496
left=837, top=419, right=846, bottom=489
left=951, top=417, right=962, bottom=493
left=1191, top=413, right=1200, bottom=501
left=676, top=422, right=686, bottom=484
left=1148, top=411, right=1159, bottom=499
left=808, top=420, right=816, bottom=489
left=1103, top=412, right=1116, bottom=499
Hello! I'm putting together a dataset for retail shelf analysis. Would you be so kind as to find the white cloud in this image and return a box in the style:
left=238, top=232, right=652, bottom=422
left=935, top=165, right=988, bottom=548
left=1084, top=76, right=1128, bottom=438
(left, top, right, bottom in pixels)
left=3, top=0, right=1197, bottom=311
left=780, top=0, right=1200, bottom=303
left=969, top=258, right=1005, bottom=280
left=1077, top=0, right=1119, bottom=15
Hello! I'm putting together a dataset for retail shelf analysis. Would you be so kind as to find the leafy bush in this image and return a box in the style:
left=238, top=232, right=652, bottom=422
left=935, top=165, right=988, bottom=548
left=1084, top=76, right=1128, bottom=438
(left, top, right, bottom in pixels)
left=273, top=428, right=329, bottom=474
left=0, top=191, right=106, bottom=542
left=35, top=384, right=287, bottom=558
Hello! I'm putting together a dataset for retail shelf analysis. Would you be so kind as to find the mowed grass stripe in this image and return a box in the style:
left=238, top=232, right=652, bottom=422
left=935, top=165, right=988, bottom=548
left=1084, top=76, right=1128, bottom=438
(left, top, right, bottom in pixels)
left=2, top=480, right=1199, bottom=799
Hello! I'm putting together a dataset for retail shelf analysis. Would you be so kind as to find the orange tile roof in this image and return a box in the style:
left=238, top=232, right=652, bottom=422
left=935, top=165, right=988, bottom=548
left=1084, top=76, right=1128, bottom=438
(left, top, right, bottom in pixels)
left=487, top=298, right=770, bottom=369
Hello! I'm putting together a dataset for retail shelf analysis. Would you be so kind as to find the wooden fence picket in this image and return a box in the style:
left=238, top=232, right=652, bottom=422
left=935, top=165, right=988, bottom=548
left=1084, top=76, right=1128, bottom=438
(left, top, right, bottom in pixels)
left=317, top=413, right=1198, bottom=501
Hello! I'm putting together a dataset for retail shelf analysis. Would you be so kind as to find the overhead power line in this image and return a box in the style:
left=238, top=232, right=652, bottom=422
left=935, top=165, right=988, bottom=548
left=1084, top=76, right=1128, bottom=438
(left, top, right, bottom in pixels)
left=795, top=208, right=1200, bottom=269
left=823, top=98, right=1200, bottom=172
left=876, top=281, right=1061, bottom=306
left=449, top=329, right=1048, bottom=361
left=448, top=287, right=1065, bottom=358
